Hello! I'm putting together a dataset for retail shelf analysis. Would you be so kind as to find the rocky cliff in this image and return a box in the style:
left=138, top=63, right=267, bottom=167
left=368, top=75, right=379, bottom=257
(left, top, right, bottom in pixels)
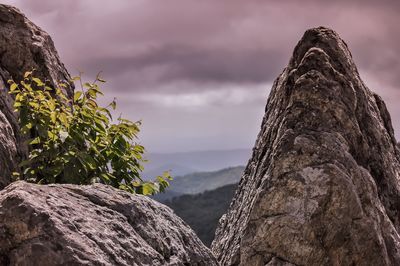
left=212, top=27, right=400, bottom=265
left=0, top=4, right=73, bottom=189
left=0, top=182, right=217, bottom=265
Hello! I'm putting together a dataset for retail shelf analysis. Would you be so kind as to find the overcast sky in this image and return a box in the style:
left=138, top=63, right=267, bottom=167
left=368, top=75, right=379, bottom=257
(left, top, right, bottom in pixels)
left=3, top=0, right=400, bottom=153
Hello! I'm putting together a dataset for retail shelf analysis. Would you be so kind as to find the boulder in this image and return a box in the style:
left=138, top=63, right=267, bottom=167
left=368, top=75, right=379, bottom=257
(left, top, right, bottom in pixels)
left=0, top=181, right=218, bottom=265
left=212, top=27, right=400, bottom=265
left=0, top=4, right=74, bottom=189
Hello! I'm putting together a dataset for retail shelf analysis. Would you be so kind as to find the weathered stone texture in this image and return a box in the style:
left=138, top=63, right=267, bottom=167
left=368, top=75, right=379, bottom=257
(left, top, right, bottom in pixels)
left=0, top=109, right=16, bottom=189
left=0, top=181, right=218, bottom=266
left=212, top=27, right=400, bottom=266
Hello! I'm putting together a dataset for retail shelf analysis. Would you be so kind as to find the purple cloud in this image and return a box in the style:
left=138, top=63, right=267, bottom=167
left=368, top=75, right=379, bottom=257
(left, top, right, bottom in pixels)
left=2, top=0, right=399, bottom=152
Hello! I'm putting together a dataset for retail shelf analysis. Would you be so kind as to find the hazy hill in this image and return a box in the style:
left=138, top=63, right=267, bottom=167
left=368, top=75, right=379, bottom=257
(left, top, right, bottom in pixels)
left=164, top=183, right=238, bottom=247
left=142, top=149, right=251, bottom=178
left=153, top=166, right=244, bottom=202
left=142, top=163, right=196, bottom=180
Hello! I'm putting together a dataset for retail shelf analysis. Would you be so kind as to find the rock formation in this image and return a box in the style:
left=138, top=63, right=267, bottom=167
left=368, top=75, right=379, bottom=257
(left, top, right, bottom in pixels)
left=0, top=5, right=217, bottom=266
left=0, top=181, right=218, bottom=265
left=212, top=27, right=400, bottom=265
left=0, top=4, right=73, bottom=189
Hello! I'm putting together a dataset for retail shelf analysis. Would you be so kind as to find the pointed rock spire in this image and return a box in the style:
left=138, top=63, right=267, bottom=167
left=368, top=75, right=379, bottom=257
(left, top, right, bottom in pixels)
left=212, top=27, right=400, bottom=266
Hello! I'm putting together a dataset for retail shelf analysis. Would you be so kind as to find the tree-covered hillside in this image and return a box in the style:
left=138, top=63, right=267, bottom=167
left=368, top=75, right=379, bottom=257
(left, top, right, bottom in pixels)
left=153, top=166, right=244, bottom=202
left=164, top=183, right=238, bottom=247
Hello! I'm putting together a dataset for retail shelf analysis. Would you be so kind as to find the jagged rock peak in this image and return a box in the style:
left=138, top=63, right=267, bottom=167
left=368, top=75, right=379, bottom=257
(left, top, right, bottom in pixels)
left=289, top=27, right=357, bottom=76
left=0, top=4, right=74, bottom=189
left=0, top=181, right=218, bottom=265
left=0, top=4, right=73, bottom=92
left=212, top=27, right=400, bottom=265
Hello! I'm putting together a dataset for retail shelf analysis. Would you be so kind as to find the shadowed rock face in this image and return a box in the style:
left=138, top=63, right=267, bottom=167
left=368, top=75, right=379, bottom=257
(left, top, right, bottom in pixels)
left=0, top=4, right=74, bottom=189
left=0, top=181, right=218, bottom=266
left=212, top=27, right=400, bottom=266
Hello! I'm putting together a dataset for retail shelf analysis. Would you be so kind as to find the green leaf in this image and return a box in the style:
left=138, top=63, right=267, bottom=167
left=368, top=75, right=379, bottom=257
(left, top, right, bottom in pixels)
left=29, top=137, right=40, bottom=145
left=32, top=77, right=45, bottom=86
left=74, top=91, right=82, bottom=102
left=83, top=82, right=93, bottom=89
left=141, top=183, right=156, bottom=195
left=48, top=131, right=57, bottom=140
left=25, top=122, right=33, bottom=129
left=50, top=112, right=57, bottom=123
left=9, top=83, right=18, bottom=92
left=12, top=172, right=20, bottom=179
left=28, top=102, right=39, bottom=109
left=24, top=71, right=33, bottom=78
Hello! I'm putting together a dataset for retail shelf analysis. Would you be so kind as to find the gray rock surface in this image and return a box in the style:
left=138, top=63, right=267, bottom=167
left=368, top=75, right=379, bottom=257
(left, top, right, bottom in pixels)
left=0, top=4, right=74, bottom=189
left=212, top=27, right=400, bottom=265
left=0, top=181, right=218, bottom=266
left=0, top=110, right=17, bottom=189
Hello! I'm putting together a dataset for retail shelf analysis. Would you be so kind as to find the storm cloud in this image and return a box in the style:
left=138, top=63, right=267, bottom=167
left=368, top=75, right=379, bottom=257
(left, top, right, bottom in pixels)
left=2, top=0, right=400, bottom=152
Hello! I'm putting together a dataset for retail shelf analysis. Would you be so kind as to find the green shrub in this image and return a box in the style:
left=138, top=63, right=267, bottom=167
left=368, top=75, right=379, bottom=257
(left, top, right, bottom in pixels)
left=9, top=71, right=171, bottom=195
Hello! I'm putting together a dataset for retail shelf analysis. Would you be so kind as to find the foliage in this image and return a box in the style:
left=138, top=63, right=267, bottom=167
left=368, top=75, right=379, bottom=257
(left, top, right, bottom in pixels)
left=9, top=71, right=171, bottom=195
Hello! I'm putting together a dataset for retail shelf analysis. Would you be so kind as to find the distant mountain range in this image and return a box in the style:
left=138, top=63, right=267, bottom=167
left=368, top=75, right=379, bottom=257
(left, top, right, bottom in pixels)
left=148, top=157, right=247, bottom=246
left=142, top=149, right=251, bottom=179
left=153, top=166, right=245, bottom=202
left=153, top=166, right=244, bottom=246
left=164, top=183, right=238, bottom=247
